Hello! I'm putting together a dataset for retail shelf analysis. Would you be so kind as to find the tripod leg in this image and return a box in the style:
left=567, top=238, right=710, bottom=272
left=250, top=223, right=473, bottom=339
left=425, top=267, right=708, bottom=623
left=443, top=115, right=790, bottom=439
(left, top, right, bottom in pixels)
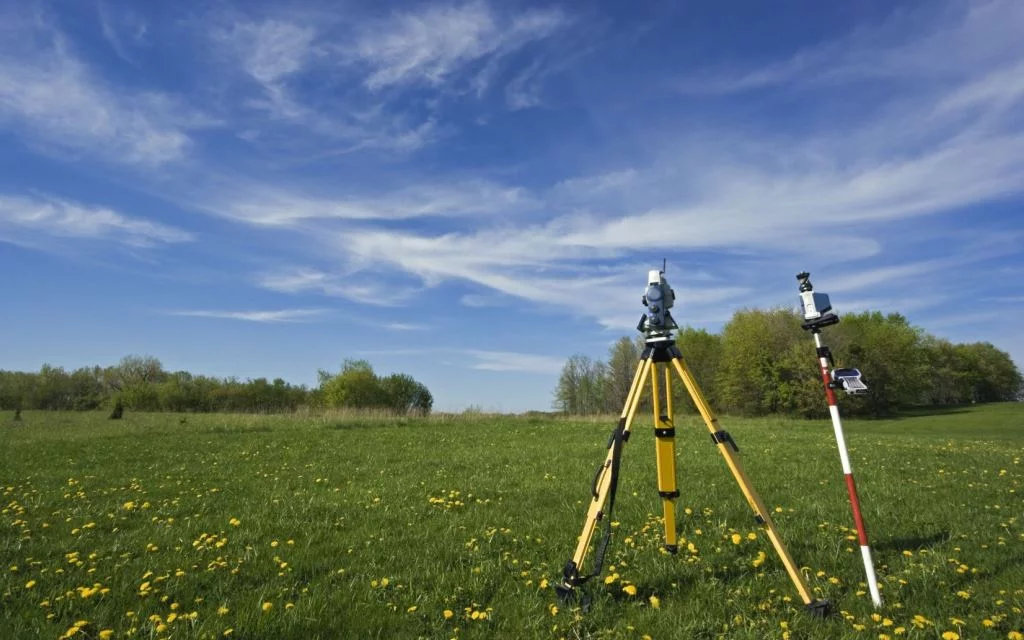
left=651, top=363, right=679, bottom=553
left=558, top=356, right=652, bottom=597
left=669, top=355, right=830, bottom=617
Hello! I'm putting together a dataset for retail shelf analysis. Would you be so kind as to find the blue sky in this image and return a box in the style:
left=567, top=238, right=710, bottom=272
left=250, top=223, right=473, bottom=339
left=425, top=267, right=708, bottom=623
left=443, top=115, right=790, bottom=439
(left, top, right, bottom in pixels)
left=1, top=0, right=1022, bottom=412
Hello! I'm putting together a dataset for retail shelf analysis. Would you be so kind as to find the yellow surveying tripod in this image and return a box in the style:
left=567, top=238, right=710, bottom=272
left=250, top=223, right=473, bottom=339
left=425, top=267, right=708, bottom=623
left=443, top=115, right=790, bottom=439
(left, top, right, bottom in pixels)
left=555, top=268, right=831, bottom=618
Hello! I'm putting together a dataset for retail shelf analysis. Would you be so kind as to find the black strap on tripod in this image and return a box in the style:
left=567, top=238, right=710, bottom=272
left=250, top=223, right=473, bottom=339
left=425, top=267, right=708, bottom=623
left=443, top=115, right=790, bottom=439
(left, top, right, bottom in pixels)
left=564, top=417, right=627, bottom=588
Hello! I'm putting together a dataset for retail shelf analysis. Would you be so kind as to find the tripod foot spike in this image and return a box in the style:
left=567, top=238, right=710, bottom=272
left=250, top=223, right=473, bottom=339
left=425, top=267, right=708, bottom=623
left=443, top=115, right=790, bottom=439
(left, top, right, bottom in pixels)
left=554, top=583, right=577, bottom=603
left=661, top=544, right=678, bottom=554
left=805, top=599, right=832, bottom=618
left=554, top=583, right=592, bottom=611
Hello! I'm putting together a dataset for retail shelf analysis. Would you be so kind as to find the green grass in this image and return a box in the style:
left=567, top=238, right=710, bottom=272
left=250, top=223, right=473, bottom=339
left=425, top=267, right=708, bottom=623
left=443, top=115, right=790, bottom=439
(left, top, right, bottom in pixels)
left=1, top=404, right=1022, bottom=639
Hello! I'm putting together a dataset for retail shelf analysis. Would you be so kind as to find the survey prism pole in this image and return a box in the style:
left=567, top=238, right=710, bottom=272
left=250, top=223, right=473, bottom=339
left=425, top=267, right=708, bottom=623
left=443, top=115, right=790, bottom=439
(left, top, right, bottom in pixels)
left=812, top=330, right=883, bottom=608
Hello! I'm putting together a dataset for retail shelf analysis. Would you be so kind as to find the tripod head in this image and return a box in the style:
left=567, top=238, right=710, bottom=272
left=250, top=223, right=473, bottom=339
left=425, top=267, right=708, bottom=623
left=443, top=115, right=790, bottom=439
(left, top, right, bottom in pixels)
left=796, top=271, right=839, bottom=332
left=638, top=262, right=678, bottom=341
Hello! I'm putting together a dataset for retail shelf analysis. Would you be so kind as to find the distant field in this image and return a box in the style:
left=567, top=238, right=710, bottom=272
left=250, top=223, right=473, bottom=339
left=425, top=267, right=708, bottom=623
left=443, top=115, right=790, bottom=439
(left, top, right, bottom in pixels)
left=1, top=404, right=1022, bottom=639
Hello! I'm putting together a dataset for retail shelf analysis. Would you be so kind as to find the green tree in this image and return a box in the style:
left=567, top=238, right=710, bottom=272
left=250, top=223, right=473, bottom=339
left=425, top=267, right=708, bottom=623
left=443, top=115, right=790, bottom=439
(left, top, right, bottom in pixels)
left=320, top=359, right=384, bottom=409
left=604, top=337, right=641, bottom=412
left=953, top=342, right=1022, bottom=403
left=827, top=312, right=928, bottom=416
left=673, top=327, right=725, bottom=412
left=554, top=355, right=607, bottom=415
left=380, top=373, right=433, bottom=415
left=715, top=308, right=808, bottom=415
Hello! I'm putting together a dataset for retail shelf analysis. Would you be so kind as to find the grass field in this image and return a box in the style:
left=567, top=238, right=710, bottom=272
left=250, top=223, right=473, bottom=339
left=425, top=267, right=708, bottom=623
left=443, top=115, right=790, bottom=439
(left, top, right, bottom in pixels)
left=2, top=404, right=1022, bottom=639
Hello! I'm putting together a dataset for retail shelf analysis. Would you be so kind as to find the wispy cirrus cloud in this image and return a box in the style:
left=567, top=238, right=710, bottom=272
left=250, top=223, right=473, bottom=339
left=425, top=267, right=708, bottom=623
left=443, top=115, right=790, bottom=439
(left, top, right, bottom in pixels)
left=267, top=0, right=1024, bottom=331
left=348, top=1, right=569, bottom=92
left=201, top=178, right=531, bottom=226
left=97, top=0, right=148, bottom=65
left=206, top=1, right=572, bottom=156
left=0, top=194, right=193, bottom=247
left=166, top=308, right=325, bottom=323
left=465, top=350, right=566, bottom=374
left=354, top=347, right=566, bottom=373
left=677, top=0, right=1024, bottom=95
left=258, top=267, right=421, bottom=306
left=0, top=10, right=212, bottom=166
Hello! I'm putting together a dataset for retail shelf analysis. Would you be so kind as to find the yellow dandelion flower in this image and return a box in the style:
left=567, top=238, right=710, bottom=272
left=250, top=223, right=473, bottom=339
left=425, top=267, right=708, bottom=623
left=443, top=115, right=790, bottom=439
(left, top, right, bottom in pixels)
left=407, top=606, right=417, bottom=613
left=1009, top=632, right=1024, bottom=640
left=167, top=613, right=178, bottom=624
left=894, top=627, right=906, bottom=635
left=285, top=603, right=294, bottom=610
left=730, top=533, right=741, bottom=545
left=271, top=540, right=279, bottom=548
left=982, top=620, right=994, bottom=628
left=261, top=602, right=273, bottom=612
left=443, top=609, right=454, bottom=619
left=622, top=585, right=637, bottom=596
left=218, top=606, right=229, bottom=615
left=155, top=624, right=167, bottom=633
left=649, top=595, right=660, bottom=609
left=223, top=629, right=234, bottom=637
left=381, top=577, right=390, bottom=587
left=25, top=580, right=36, bottom=589
left=879, top=635, right=891, bottom=640
left=746, top=532, right=756, bottom=541
left=228, top=518, right=240, bottom=526
left=99, top=631, right=113, bottom=640
left=941, top=633, right=959, bottom=640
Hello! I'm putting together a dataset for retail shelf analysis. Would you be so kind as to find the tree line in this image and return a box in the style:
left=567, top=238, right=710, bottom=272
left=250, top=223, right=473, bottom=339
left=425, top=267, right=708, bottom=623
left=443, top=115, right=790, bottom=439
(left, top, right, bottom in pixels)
left=0, top=355, right=433, bottom=416
left=554, top=308, right=1023, bottom=418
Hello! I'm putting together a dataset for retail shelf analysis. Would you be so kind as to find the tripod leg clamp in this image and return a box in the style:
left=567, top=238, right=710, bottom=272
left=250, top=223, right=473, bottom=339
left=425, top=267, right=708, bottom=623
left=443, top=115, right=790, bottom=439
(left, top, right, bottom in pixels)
left=711, top=430, right=739, bottom=452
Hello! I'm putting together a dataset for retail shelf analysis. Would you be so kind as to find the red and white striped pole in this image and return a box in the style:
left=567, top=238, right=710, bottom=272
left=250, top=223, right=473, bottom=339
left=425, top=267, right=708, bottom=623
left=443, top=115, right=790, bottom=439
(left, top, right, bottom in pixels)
left=813, top=330, right=883, bottom=608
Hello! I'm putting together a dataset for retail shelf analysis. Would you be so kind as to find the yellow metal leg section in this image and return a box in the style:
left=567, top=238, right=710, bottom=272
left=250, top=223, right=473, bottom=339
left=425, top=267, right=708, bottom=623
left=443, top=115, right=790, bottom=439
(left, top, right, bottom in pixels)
left=651, top=363, right=679, bottom=551
left=565, top=357, right=652, bottom=581
left=670, top=356, right=815, bottom=606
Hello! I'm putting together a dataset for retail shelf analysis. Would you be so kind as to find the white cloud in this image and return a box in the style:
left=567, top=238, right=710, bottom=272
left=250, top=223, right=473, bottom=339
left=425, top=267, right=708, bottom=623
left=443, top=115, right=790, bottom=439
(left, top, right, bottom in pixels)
left=385, top=322, right=429, bottom=331
left=0, top=14, right=210, bottom=166
left=0, top=194, right=193, bottom=247
left=167, top=309, right=325, bottom=323
left=97, top=1, right=148, bottom=65
left=678, top=0, right=1024, bottom=95
left=227, top=20, right=317, bottom=86
left=206, top=179, right=530, bottom=226
left=258, top=267, right=420, bottom=306
left=464, top=350, right=565, bottom=374
left=350, top=1, right=568, bottom=91
left=298, top=0, right=1024, bottom=330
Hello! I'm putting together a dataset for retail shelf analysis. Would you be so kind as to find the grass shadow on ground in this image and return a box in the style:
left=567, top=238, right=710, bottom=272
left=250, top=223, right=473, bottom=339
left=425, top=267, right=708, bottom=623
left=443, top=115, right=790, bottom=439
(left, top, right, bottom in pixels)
left=873, top=531, right=951, bottom=552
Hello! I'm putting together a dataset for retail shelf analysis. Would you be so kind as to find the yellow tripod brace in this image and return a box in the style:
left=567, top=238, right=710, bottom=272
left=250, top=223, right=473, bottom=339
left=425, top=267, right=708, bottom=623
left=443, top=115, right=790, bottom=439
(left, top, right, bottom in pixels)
left=556, top=337, right=831, bottom=617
